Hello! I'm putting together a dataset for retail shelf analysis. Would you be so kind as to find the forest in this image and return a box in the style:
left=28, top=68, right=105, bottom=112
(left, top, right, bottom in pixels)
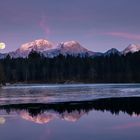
left=0, top=51, right=140, bottom=84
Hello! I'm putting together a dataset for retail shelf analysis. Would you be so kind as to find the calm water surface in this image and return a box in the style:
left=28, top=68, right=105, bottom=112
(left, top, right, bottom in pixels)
left=0, top=84, right=140, bottom=140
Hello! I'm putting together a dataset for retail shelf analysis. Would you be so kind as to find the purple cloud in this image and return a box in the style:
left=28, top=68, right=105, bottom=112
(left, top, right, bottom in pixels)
left=112, top=122, right=140, bottom=130
left=105, top=32, right=140, bottom=40
left=39, top=15, right=51, bottom=36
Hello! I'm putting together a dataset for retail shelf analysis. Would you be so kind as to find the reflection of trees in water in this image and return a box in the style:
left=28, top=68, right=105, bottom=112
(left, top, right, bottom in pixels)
left=1, top=97, right=140, bottom=117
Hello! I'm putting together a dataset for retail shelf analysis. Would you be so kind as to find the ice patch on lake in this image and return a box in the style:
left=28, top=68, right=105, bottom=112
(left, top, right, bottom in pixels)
left=0, top=84, right=140, bottom=105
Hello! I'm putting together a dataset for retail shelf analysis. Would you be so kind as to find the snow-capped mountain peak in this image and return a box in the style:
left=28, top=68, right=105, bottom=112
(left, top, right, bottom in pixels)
left=62, top=41, right=85, bottom=49
left=9, top=39, right=54, bottom=58
left=2, top=39, right=140, bottom=59
left=123, top=44, right=140, bottom=54
left=41, top=40, right=96, bottom=58
left=19, top=39, right=54, bottom=52
left=104, top=48, right=121, bottom=56
left=58, top=41, right=89, bottom=55
left=7, top=39, right=96, bottom=58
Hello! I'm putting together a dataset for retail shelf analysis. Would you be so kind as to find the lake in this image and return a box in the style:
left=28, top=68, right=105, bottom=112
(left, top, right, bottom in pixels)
left=0, top=84, right=140, bottom=140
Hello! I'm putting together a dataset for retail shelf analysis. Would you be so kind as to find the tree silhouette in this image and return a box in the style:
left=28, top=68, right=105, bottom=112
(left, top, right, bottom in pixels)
left=0, top=51, right=140, bottom=83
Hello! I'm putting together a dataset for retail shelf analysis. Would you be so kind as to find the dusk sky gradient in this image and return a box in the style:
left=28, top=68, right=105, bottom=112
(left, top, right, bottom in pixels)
left=1, top=0, right=140, bottom=53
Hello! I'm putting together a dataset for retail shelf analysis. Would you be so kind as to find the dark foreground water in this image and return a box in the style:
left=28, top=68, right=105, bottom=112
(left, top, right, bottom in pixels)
left=0, top=84, right=140, bottom=140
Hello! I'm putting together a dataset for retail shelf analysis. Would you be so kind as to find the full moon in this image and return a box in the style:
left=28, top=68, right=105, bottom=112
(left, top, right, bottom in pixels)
left=0, top=42, right=6, bottom=49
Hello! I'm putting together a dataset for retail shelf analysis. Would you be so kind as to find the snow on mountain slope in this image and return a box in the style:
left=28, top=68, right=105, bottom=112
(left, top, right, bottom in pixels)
left=1, top=39, right=140, bottom=59
left=9, top=39, right=54, bottom=58
left=104, top=48, right=121, bottom=56
left=123, top=44, right=140, bottom=55
left=59, top=41, right=88, bottom=54
left=57, top=41, right=96, bottom=56
left=8, top=40, right=97, bottom=58
left=19, top=39, right=53, bottom=52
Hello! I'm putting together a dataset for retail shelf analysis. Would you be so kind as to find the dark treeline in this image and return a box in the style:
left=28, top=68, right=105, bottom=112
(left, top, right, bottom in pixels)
left=0, top=51, right=140, bottom=84
left=1, top=97, right=140, bottom=116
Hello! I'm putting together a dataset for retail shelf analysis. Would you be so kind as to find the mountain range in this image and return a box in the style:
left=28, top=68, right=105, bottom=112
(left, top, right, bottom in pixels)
left=1, top=39, right=140, bottom=59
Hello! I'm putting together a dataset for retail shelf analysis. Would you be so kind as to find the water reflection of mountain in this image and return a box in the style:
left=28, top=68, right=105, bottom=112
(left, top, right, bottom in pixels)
left=20, top=110, right=86, bottom=124
left=1, top=97, right=140, bottom=124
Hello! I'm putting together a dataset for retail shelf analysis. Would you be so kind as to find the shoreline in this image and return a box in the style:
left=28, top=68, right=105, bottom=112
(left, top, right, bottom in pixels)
left=3, top=82, right=140, bottom=88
